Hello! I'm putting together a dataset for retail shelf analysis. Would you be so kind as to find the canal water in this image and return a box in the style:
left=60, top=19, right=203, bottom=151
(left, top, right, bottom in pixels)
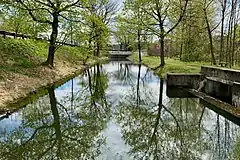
left=0, top=61, right=240, bottom=160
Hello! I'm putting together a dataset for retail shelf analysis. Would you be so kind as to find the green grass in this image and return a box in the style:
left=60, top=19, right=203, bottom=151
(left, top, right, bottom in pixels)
left=56, top=45, right=92, bottom=64
left=137, top=55, right=240, bottom=78
left=0, top=38, right=47, bottom=65
left=0, top=37, right=91, bottom=77
left=131, top=54, right=211, bottom=77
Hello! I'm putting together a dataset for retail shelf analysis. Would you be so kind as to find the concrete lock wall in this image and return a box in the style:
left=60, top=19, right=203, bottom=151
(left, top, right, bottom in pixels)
left=201, top=66, right=240, bottom=82
left=205, top=78, right=232, bottom=103
left=166, top=86, right=196, bottom=98
left=166, top=73, right=204, bottom=89
left=233, top=82, right=240, bottom=108
left=167, top=67, right=240, bottom=108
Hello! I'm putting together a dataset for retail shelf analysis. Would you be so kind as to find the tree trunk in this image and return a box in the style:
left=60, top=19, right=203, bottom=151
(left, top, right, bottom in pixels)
left=48, top=87, right=63, bottom=157
left=204, top=8, right=216, bottom=65
left=231, top=0, right=237, bottom=66
left=136, top=64, right=141, bottom=107
left=226, top=23, right=231, bottom=66
left=87, top=69, right=97, bottom=107
left=137, top=7, right=142, bottom=62
left=232, top=23, right=237, bottom=66
left=150, top=78, right=164, bottom=143
left=71, top=79, right=74, bottom=107
left=180, top=22, right=184, bottom=61
left=220, top=0, right=226, bottom=63
left=137, top=29, right=142, bottom=62
left=46, top=13, right=59, bottom=67
left=96, top=42, right=100, bottom=57
left=159, top=22, right=165, bottom=67
left=227, top=4, right=234, bottom=68
left=159, top=36, right=165, bottom=66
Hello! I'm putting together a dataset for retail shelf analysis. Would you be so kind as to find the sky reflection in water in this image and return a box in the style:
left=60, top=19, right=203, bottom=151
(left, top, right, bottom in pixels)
left=0, top=61, right=239, bottom=160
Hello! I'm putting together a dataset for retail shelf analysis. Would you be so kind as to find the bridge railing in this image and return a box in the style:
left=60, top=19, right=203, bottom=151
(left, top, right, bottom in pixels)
left=0, top=30, right=30, bottom=39
left=0, top=30, right=79, bottom=47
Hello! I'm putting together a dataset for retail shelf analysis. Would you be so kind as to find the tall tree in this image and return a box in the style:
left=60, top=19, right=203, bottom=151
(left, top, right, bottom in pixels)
left=114, top=16, right=138, bottom=51
left=84, top=0, right=118, bottom=56
left=137, top=0, right=189, bottom=67
left=226, top=0, right=238, bottom=67
left=11, top=0, right=81, bottom=67
left=173, top=0, right=214, bottom=62
left=219, top=0, right=227, bottom=63
left=203, top=0, right=217, bottom=65
left=118, top=0, right=152, bottom=62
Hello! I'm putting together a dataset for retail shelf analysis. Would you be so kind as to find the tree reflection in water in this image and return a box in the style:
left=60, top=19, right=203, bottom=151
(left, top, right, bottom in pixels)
left=0, top=64, right=110, bottom=159
left=115, top=63, right=240, bottom=160
left=0, top=62, right=240, bottom=159
left=112, top=63, right=136, bottom=86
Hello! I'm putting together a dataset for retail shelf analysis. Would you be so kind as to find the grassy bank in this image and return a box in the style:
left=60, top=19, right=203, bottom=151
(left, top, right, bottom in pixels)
left=131, top=54, right=210, bottom=77
left=0, top=37, right=107, bottom=110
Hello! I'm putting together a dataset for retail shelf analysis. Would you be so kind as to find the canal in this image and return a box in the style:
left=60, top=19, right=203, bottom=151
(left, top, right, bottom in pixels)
left=0, top=61, right=240, bottom=160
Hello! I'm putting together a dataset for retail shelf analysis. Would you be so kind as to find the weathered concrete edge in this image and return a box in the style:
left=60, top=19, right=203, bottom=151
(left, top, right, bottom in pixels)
left=166, top=73, right=204, bottom=89
left=189, top=89, right=240, bottom=125
left=232, top=82, right=240, bottom=108
left=0, top=58, right=109, bottom=115
left=166, top=73, right=202, bottom=76
left=201, top=65, right=240, bottom=73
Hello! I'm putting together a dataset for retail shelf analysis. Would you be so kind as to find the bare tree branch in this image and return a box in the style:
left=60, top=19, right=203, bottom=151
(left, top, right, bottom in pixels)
left=166, top=0, right=189, bottom=35
left=16, top=0, right=53, bottom=24
left=59, top=0, right=81, bottom=12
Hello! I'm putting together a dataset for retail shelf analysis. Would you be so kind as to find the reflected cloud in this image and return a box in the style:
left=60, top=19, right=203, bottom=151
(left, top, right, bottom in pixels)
left=0, top=62, right=239, bottom=160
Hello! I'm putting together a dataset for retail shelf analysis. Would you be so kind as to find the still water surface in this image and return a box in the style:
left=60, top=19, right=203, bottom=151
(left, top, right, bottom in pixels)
left=0, top=61, right=240, bottom=160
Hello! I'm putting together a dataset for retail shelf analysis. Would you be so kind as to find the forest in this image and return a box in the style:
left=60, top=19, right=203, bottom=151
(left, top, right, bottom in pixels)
left=1, top=0, right=240, bottom=68
left=115, top=0, right=240, bottom=68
